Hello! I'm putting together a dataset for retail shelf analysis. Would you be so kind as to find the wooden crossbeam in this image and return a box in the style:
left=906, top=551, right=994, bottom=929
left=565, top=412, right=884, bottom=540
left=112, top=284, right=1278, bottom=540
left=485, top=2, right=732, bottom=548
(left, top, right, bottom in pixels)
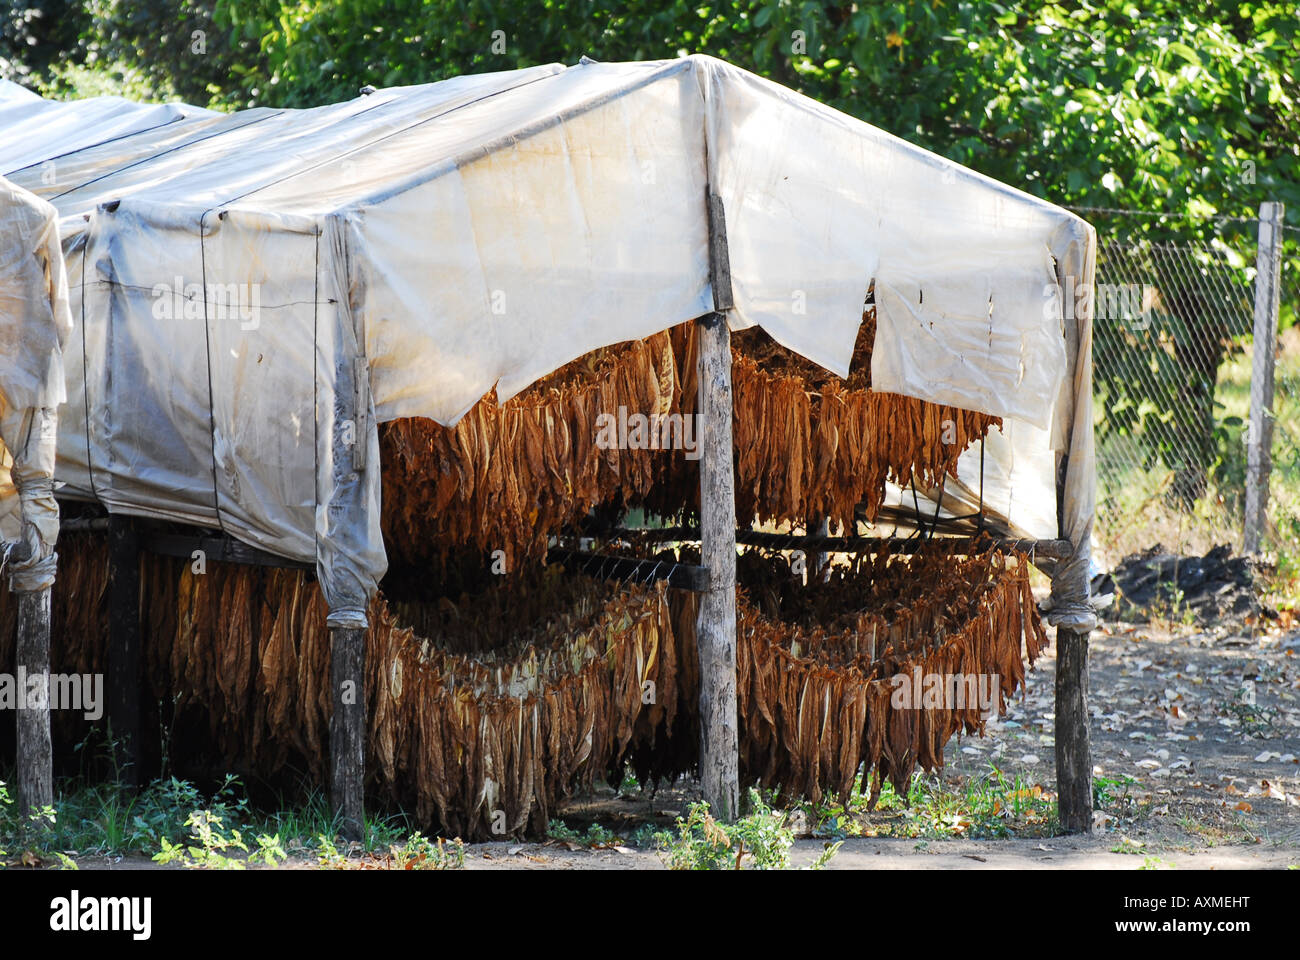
left=144, top=532, right=312, bottom=570
left=602, top=527, right=1075, bottom=561
left=547, top=547, right=710, bottom=593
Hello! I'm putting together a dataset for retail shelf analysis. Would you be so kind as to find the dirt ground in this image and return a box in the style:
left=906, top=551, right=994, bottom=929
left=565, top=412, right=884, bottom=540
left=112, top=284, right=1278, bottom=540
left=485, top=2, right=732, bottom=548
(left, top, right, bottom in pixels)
left=60, top=617, right=1300, bottom=871
left=461, top=616, right=1300, bottom=870
left=456, top=836, right=1296, bottom=870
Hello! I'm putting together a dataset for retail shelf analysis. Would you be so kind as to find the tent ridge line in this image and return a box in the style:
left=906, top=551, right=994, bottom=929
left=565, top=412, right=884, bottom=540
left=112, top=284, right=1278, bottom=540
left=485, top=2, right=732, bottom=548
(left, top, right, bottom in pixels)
left=353, top=58, right=699, bottom=209
left=217, top=69, right=567, bottom=211
left=2, top=112, right=193, bottom=181
left=41, top=111, right=286, bottom=206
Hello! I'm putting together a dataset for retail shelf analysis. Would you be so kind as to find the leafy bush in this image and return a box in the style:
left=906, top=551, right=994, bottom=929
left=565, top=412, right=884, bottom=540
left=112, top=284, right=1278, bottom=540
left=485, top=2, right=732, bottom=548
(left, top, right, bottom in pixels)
left=384, top=832, right=465, bottom=870
left=154, top=809, right=286, bottom=869
left=657, top=788, right=840, bottom=870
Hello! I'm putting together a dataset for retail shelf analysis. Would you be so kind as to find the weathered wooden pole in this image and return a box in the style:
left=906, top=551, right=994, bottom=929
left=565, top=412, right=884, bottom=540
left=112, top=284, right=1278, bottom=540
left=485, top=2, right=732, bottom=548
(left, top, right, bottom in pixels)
left=7, top=407, right=60, bottom=816
left=695, top=190, right=740, bottom=820
left=1054, top=626, right=1093, bottom=833
left=323, top=214, right=369, bottom=844
left=15, top=584, right=53, bottom=814
left=696, top=310, right=739, bottom=821
left=1244, top=200, right=1285, bottom=555
left=107, top=514, right=141, bottom=788
left=330, top=626, right=365, bottom=841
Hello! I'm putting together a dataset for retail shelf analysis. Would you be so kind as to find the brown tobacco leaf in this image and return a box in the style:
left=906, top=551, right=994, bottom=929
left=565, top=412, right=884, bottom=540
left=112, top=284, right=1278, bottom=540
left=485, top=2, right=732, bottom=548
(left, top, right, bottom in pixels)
left=8, top=541, right=1045, bottom=841
left=134, top=558, right=690, bottom=840
left=729, top=545, right=1047, bottom=808
left=647, top=312, right=1000, bottom=530
left=379, top=310, right=999, bottom=572
left=379, top=331, right=680, bottom=575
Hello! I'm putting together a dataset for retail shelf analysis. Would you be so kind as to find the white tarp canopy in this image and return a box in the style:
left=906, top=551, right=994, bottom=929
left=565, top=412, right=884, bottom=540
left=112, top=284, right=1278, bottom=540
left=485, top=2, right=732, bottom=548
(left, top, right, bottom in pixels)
left=0, top=57, right=1097, bottom=628
left=0, top=173, right=71, bottom=591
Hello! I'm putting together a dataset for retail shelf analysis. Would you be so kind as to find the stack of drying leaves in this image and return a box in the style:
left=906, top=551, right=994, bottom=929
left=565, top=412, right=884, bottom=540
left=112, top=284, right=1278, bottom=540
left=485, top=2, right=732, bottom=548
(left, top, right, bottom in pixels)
left=379, top=331, right=678, bottom=574
left=654, top=312, right=1002, bottom=529
left=8, top=536, right=1047, bottom=838
left=141, top=558, right=693, bottom=838
left=379, top=309, right=1000, bottom=573
left=731, top=545, right=1048, bottom=808
left=0, top=533, right=109, bottom=677
left=0, top=533, right=110, bottom=746
left=366, top=576, right=693, bottom=836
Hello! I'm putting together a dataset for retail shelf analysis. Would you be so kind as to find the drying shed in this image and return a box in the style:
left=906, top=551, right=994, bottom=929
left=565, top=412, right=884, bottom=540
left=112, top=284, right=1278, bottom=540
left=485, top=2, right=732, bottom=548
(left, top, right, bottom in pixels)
left=0, top=56, right=1099, bottom=834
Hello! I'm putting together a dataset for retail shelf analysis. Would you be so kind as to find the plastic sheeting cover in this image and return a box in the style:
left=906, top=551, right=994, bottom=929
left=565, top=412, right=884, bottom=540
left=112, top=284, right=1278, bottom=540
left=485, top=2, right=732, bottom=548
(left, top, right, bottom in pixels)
left=0, top=175, right=70, bottom=591
left=0, top=57, right=1096, bottom=623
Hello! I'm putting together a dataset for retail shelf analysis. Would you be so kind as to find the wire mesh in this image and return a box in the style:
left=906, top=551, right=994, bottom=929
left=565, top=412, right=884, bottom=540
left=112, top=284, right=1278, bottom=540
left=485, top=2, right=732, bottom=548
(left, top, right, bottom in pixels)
left=1088, top=212, right=1299, bottom=570
left=1269, top=263, right=1300, bottom=566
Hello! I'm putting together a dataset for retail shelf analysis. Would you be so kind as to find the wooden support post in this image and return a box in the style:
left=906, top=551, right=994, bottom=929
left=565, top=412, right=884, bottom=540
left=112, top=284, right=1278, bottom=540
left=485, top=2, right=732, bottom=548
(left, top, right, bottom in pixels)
left=15, top=587, right=53, bottom=814
left=1245, top=201, right=1285, bottom=555
left=1054, top=626, right=1094, bottom=833
left=810, top=517, right=831, bottom=583
left=695, top=310, right=740, bottom=821
left=330, top=626, right=365, bottom=842
left=107, top=515, right=141, bottom=788
left=692, top=187, right=740, bottom=819
left=323, top=213, right=369, bottom=843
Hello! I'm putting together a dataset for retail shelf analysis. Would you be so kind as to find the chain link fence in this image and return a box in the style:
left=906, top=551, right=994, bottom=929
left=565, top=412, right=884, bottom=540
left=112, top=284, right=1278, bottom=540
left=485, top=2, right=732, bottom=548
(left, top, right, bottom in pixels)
left=1082, top=208, right=1299, bottom=573
left=1272, top=237, right=1300, bottom=565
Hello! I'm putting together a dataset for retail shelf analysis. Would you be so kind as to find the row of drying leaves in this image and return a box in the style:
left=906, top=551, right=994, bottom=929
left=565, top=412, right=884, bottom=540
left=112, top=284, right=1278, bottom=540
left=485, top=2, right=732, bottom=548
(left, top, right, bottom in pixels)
left=379, top=313, right=999, bottom=574
left=4, top=538, right=1045, bottom=840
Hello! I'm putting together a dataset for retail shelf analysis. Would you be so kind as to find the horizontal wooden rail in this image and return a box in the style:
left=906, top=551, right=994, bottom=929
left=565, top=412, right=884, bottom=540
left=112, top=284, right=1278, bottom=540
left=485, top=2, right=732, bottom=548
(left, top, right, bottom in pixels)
left=602, top=527, right=1074, bottom=561
left=58, top=517, right=111, bottom=532
left=145, top=533, right=313, bottom=570
left=547, top=547, right=710, bottom=592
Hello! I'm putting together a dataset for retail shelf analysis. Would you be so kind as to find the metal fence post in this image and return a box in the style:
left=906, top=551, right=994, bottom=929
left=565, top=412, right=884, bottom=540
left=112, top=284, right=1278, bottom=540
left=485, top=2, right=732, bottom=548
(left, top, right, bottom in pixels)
left=1244, top=201, right=1285, bottom=555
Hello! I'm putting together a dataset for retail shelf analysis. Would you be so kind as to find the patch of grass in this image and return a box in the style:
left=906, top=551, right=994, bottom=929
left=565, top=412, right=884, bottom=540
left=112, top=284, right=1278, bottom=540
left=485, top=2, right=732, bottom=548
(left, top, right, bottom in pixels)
left=244, top=787, right=409, bottom=854
left=1095, top=326, right=1300, bottom=567
left=543, top=818, right=668, bottom=850
left=1265, top=555, right=1300, bottom=610
left=898, top=768, right=1057, bottom=838
left=153, top=809, right=286, bottom=870
left=310, top=831, right=465, bottom=870
left=0, top=766, right=447, bottom=869
left=0, top=781, right=77, bottom=870
left=1094, top=773, right=1140, bottom=812
left=623, top=823, right=662, bottom=849
left=1147, top=583, right=1199, bottom=628
left=1215, top=697, right=1283, bottom=738
left=656, top=789, right=840, bottom=870
left=376, top=833, right=465, bottom=870
left=0, top=772, right=250, bottom=862
left=545, top=820, right=621, bottom=847
left=1177, top=814, right=1226, bottom=847
left=797, top=765, right=1057, bottom=840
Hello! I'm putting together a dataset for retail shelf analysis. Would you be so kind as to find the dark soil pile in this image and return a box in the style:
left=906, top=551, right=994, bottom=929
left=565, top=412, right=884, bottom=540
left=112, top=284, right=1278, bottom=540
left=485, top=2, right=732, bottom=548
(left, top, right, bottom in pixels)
left=1096, top=544, right=1262, bottom=625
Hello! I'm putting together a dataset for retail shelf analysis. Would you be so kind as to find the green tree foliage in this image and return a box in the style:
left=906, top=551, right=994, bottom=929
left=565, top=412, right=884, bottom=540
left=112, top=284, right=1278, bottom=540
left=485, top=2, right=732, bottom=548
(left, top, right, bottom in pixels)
left=18, top=1, right=1299, bottom=237
left=1, top=0, right=85, bottom=83
left=207, top=0, right=1300, bottom=501
left=203, top=1, right=1298, bottom=219
left=80, top=0, right=266, bottom=106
